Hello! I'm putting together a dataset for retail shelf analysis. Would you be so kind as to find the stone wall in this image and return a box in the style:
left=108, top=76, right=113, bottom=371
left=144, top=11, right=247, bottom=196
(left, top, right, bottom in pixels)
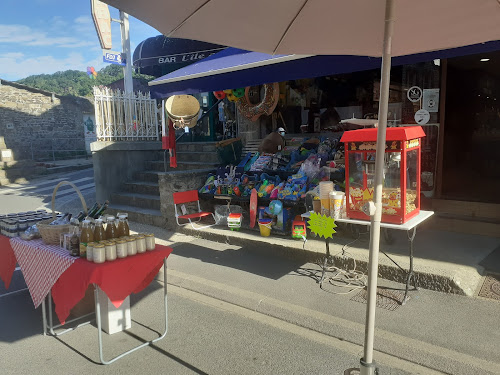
left=0, top=80, right=93, bottom=161
left=91, top=141, right=161, bottom=203
left=158, top=168, right=215, bottom=230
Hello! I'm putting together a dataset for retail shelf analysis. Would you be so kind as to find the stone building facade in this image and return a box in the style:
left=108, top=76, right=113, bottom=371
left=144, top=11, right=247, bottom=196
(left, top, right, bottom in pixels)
left=0, top=79, right=94, bottom=162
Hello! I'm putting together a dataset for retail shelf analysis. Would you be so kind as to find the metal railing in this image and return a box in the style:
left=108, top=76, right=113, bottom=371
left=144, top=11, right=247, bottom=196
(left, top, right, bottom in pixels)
left=93, top=87, right=159, bottom=141
left=27, top=137, right=88, bottom=161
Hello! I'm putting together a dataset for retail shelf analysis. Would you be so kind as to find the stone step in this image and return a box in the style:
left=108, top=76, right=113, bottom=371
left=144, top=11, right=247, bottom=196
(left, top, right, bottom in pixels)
left=429, top=214, right=500, bottom=238
left=146, top=160, right=219, bottom=172
left=176, top=142, right=217, bottom=153
left=111, top=192, right=161, bottom=211
left=106, top=204, right=166, bottom=228
left=164, top=161, right=220, bottom=172
left=133, top=170, right=162, bottom=183
left=176, top=151, right=220, bottom=164
left=0, top=160, right=36, bottom=169
left=124, top=181, right=160, bottom=196
left=0, top=177, right=29, bottom=186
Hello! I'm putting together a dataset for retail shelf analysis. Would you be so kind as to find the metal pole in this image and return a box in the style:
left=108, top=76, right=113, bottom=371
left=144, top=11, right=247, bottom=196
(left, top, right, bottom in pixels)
left=120, top=11, right=133, bottom=94
left=360, top=1, right=395, bottom=374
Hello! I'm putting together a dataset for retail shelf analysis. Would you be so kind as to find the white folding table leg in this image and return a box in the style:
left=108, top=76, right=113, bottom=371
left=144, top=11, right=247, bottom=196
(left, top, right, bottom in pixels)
left=95, top=257, right=169, bottom=365
left=41, top=298, right=47, bottom=336
left=46, top=290, right=94, bottom=336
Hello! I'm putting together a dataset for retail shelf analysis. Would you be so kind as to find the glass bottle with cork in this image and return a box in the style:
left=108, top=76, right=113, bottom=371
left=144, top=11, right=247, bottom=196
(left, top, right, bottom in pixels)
left=79, top=220, right=94, bottom=258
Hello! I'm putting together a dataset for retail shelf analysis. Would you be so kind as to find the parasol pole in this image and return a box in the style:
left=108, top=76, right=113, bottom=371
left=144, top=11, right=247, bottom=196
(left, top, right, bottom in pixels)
left=360, top=0, right=395, bottom=374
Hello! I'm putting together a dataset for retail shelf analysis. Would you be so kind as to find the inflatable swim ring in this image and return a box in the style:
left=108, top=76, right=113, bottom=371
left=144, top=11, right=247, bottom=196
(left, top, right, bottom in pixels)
left=237, top=83, right=280, bottom=122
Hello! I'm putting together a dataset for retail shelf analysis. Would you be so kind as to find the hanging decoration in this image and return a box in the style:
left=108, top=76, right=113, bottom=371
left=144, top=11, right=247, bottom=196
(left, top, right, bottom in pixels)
left=231, top=88, right=245, bottom=98
left=165, top=95, right=200, bottom=129
left=213, top=90, right=226, bottom=100
left=87, top=66, right=97, bottom=79
left=237, top=82, right=280, bottom=122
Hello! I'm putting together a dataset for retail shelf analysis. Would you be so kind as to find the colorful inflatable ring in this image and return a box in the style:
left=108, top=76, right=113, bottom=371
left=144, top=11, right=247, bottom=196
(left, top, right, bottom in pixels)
left=226, top=92, right=238, bottom=102
left=232, top=88, right=245, bottom=98
left=213, top=90, right=226, bottom=100
left=237, top=83, right=280, bottom=122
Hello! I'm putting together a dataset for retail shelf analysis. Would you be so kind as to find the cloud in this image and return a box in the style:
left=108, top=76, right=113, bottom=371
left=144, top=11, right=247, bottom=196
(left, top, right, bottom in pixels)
left=0, top=51, right=105, bottom=81
left=0, top=24, right=93, bottom=48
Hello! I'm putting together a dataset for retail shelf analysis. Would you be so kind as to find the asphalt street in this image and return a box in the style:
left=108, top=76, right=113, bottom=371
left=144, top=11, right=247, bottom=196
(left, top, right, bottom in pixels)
left=0, top=168, right=96, bottom=215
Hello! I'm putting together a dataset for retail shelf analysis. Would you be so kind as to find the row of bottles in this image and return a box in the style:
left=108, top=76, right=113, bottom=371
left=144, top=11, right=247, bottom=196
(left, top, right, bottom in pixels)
left=77, top=214, right=130, bottom=258
left=75, top=200, right=109, bottom=222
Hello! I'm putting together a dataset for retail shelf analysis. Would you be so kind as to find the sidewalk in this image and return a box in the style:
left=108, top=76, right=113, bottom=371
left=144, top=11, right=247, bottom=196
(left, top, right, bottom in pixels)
left=176, top=222, right=499, bottom=297
left=131, top=222, right=500, bottom=375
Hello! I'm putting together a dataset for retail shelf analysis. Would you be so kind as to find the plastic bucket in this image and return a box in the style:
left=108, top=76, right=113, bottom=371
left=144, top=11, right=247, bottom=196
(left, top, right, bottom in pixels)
left=258, top=219, right=272, bottom=237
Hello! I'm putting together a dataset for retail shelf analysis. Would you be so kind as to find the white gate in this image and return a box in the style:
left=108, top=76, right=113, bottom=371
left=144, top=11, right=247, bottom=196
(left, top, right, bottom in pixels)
left=93, top=87, right=159, bottom=141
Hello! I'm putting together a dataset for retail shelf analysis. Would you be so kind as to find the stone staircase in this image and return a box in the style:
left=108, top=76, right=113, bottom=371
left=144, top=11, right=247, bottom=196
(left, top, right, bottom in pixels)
left=106, top=142, right=220, bottom=227
left=430, top=199, right=500, bottom=238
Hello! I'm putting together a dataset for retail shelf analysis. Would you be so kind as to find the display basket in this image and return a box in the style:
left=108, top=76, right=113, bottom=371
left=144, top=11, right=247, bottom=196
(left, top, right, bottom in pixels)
left=37, top=181, right=88, bottom=245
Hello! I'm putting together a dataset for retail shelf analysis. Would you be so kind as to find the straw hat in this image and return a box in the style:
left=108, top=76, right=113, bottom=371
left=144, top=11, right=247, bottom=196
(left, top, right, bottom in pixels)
left=165, top=95, right=200, bottom=129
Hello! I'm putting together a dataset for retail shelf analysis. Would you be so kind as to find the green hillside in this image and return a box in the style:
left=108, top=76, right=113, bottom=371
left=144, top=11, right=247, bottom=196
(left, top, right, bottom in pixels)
left=17, top=65, right=154, bottom=97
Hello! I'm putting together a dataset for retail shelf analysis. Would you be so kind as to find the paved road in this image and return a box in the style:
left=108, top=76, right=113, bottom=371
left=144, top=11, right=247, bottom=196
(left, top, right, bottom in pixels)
left=0, top=277, right=423, bottom=375
left=0, top=168, right=95, bottom=214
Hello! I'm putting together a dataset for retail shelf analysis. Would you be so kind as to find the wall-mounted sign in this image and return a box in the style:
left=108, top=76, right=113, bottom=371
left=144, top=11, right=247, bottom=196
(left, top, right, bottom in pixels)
left=423, top=89, right=440, bottom=113
left=91, top=0, right=112, bottom=50
left=103, top=50, right=126, bottom=66
left=407, top=86, right=422, bottom=102
left=414, top=109, right=430, bottom=125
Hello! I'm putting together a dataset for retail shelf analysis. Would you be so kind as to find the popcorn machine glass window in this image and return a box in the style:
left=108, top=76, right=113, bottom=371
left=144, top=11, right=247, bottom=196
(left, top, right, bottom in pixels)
left=340, top=126, right=425, bottom=224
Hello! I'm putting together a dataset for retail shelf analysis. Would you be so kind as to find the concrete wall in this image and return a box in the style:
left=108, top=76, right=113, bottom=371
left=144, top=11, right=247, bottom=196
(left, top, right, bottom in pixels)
left=0, top=79, right=93, bottom=161
left=91, top=141, right=161, bottom=202
left=158, top=168, right=215, bottom=230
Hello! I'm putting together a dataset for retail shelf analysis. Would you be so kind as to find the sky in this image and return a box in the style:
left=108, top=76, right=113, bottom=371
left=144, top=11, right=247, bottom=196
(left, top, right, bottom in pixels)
left=0, top=0, right=160, bottom=81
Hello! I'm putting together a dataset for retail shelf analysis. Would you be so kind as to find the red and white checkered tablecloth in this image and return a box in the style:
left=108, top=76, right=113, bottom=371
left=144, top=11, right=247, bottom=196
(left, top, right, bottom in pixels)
left=9, top=238, right=77, bottom=308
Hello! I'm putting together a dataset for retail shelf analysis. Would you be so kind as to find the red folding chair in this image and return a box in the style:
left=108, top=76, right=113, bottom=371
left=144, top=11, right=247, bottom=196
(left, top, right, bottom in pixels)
left=173, top=190, right=216, bottom=230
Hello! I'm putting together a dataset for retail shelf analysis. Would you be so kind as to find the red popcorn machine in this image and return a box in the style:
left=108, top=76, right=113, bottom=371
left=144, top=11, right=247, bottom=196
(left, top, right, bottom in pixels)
left=340, top=126, right=426, bottom=224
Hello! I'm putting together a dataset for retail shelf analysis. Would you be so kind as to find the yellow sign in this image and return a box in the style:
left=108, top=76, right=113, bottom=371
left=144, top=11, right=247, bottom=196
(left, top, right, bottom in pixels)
left=307, top=212, right=337, bottom=239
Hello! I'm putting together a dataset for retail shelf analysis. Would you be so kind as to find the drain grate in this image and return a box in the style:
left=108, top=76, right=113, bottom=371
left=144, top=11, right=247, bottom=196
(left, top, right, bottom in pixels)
left=350, top=288, right=407, bottom=311
left=478, top=274, right=500, bottom=301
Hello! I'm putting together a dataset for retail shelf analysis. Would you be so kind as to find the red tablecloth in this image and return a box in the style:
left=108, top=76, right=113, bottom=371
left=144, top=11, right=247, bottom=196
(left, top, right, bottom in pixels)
left=0, top=235, right=173, bottom=325
left=52, top=245, right=173, bottom=324
left=0, top=235, right=17, bottom=289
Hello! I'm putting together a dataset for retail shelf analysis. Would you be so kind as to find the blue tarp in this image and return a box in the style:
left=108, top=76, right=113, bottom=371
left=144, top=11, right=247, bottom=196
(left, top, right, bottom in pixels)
left=149, top=41, right=500, bottom=99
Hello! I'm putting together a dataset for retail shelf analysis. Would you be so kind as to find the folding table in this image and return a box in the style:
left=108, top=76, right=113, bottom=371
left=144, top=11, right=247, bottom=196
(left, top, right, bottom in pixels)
left=302, top=210, right=434, bottom=304
left=0, top=236, right=173, bottom=364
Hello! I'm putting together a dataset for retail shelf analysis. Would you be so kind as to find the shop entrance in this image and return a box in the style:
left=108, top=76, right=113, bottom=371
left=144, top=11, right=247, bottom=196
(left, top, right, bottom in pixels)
left=442, top=51, right=500, bottom=203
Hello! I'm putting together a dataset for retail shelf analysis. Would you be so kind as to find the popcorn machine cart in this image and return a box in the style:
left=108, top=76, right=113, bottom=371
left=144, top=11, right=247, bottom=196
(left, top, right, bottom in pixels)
left=340, top=126, right=426, bottom=224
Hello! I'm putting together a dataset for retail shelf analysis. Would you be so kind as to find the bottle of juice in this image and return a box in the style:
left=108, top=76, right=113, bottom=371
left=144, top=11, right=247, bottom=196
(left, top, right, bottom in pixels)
left=116, top=214, right=130, bottom=237
left=93, top=218, right=106, bottom=242
left=105, top=216, right=117, bottom=240
left=79, top=220, right=94, bottom=258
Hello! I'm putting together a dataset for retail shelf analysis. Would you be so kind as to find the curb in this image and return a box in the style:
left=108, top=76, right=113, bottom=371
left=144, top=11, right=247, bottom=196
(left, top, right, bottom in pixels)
left=178, top=225, right=470, bottom=296
left=46, top=162, right=93, bottom=175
